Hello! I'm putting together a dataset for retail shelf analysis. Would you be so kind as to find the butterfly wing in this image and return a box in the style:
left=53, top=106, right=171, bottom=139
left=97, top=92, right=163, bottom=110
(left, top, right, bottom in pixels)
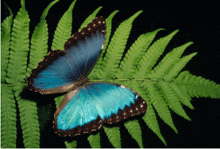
left=27, top=17, right=106, bottom=94
left=53, top=83, right=147, bottom=137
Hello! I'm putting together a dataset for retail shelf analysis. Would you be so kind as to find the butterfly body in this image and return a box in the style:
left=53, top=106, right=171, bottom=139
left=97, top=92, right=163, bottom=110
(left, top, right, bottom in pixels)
left=27, top=16, right=147, bottom=137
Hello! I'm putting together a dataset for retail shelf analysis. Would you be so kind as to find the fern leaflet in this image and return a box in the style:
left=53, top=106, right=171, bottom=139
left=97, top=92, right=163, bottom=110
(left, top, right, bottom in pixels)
left=26, top=0, right=58, bottom=76
left=51, top=0, right=76, bottom=50
left=134, top=30, right=179, bottom=79
left=98, top=11, right=143, bottom=79
left=103, top=126, right=121, bottom=148
left=87, top=132, right=101, bottom=148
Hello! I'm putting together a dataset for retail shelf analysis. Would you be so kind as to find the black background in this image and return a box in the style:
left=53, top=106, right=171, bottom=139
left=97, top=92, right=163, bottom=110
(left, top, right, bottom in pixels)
left=2, top=0, right=220, bottom=147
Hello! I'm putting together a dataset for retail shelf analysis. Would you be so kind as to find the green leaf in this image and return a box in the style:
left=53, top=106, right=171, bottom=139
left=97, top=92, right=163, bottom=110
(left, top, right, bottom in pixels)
left=64, top=140, right=77, bottom=148
left=1, top=86, right=17, bottom=148
left=51, top=0, right=77, bottom=50
left=116, top=28, right=164, bottom=79
left=87, top=132, right=101, bottom=148
left=16, top=87, right=40, bottom=148
left=124, top=120, right=143, bottom=148
left=176, top=72, right=220, bottom=99
left=134, top=30, right=179, bottom=79
left=148, top=42, right=193, bottom=80
left=157, top=81, right=191, bottom=120
left=26, top=0, right=58, bottom=76
left=142, top=100, right=167, bottom=146
left=163, top=52, right=197, bottom=82
left=98, top=10, right=143, bottom=79
left=1, top=4, right=13, bottom=83
left=6, top=0, right=30, bottom=84
left=143, top=80, right=178, bottom=133
left=78, top=6, right=102, bottom=31
left=103, top=126, right=121, bottom=148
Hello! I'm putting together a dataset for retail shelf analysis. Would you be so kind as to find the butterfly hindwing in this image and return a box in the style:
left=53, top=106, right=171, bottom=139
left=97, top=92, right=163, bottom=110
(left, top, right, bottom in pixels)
left=27, top=16, right=106, bottom=94
left=53, top=82, right=147, bottom=137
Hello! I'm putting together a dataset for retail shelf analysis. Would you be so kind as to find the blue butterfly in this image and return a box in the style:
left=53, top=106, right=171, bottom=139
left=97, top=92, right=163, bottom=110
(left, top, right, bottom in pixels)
left=27, top=16, right=147, bottom=137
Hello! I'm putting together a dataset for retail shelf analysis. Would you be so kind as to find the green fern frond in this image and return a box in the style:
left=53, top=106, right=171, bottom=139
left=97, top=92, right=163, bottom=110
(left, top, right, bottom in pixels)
left=143, top=80, right=178, bottom=133
left=26, top=0, right=58, bottom=76
left=1, top=86, right=17, bottom=148
left=100, top=10, right=119, bottom=60
left=157, top=81, right=191, bottom=120
left=87, top=132, right=101, bottom=148
left=89, top=10, right=119, bottom=79
left=51, top=0, right=77, bottom=50
left=6, top=0, right=30, bottom=84
left=142, top=99, right=167, bottom=146
left=175, top=72, right=220, bottom=98
left=124, top=120, right=143, bottom=148
left=1, top=5, right=13, bottom=83
left=98, top=11, right=142, bottom=79
left=134, top=30, right=179, bottom=79
left=64, top=140, right=77, bottom=148
left=163, top=52, right=197, bottom=82
left=148, top=42, right=193, bottom=80
left=116, top=28, right=164, bottom=79
left=169, top=82, right=194, bottom=109
left=78, top=6, right=102, bottom=30
left=103, top=126, right=121, bottom=148
left=15, top=87, right=40, bottom=148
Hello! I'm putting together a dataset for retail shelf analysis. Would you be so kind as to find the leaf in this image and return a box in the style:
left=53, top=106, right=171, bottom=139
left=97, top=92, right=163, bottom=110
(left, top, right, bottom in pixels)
left=1, top=4, right=13, bottom=83
left=1, top=86, right=17, bottom=148
left=124, top=120, right=143, bottom=148
left=134, top=30, right=179, bottom=79
left=26, top=0, right=58, bottom=76
left=64, top=140, right=77, bottom=148
left=170, top=82, right=194, bottom=109
left=148, top=42, right=193, bottom=80
left=78, top=6, right=102, bottom=30
left=98, top=10, right=143, bottom=79
left=103, top=126, right=121, bottom=148
left=163, top=52, right=197, bottom=82
left=87, top=132, right=101, bottom=148
left=157, top=81, right=191, bottom=120
left=51, top=0, right=77, bottom=50
left=142, top=99, right=167, bottom=146
left=6, top=0, right=30, bottom=84
left=143, top=80, right=178, bottom=133
left=176, top=72, right=220, bottom=99
left=116, top=28, right=165, bottom=79
left=16, top=87, right=40, bottom=148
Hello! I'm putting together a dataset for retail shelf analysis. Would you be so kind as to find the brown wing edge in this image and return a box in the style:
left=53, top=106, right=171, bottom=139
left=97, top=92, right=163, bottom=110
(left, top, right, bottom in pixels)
left=64, top=16, right=106, bottom=50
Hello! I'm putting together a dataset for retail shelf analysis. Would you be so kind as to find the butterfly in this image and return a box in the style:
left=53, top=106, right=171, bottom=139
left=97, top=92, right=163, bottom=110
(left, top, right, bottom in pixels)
left=27, top=16, right=147, bottom=137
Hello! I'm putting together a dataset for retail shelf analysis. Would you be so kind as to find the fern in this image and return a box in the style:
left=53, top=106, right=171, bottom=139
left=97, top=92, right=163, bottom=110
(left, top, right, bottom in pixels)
left=26, top=0, right=59, bottom=76
left=87, top=132, right=101, bottom=148
left=103, top=126, right=121, bottom=148
left=124, top=119, right=143, bottom=148
left=1, top=0, right=220, bottom=148
left=1, top=0, right=57, bottom=148
left=97, top=11, right=143, bottom=79
left=51, top=0, right=76, bottom=51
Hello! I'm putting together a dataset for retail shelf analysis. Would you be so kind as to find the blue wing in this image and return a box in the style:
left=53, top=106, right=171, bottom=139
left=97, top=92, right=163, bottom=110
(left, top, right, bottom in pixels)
left=53, top=83, right=147, bottom=137
left=27, top=17, right=106, bottom=94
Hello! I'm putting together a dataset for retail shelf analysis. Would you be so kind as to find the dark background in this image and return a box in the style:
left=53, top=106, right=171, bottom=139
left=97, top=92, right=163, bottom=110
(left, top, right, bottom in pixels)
left=2, top=0, right=220, bottom=147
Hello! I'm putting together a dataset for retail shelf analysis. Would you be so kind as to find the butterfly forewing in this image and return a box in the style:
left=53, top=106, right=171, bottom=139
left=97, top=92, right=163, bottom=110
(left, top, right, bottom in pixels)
left=27, top=16, right=106, bottom=94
